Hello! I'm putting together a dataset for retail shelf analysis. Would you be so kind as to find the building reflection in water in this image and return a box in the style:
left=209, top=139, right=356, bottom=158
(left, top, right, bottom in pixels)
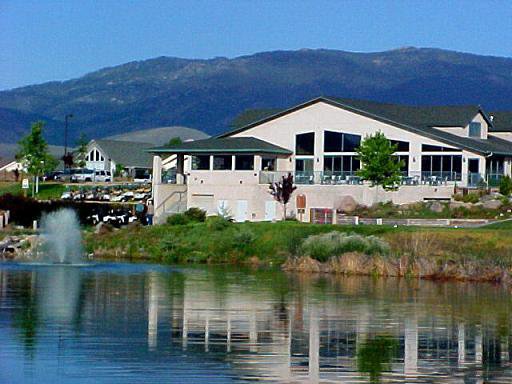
left=1, top=266, right=511, bottom=383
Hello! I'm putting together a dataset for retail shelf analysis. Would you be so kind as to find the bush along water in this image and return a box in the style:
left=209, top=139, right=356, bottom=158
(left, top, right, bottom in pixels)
left=283, top=231, right=512, bottom=283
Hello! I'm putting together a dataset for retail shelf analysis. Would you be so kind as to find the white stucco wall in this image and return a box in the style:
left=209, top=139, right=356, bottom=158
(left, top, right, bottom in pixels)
left=153, top=101, right=498, bottom=223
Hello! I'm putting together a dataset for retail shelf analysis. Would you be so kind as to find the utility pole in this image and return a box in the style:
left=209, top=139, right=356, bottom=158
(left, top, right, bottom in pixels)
left=64, top=114, right=73, bottom=169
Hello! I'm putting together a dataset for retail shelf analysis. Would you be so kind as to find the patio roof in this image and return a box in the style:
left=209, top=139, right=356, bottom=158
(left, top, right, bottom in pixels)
left=149, top=137, right=292, bottom=155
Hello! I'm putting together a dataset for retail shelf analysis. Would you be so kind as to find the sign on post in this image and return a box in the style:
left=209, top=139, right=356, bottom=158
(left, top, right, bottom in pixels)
left=22, top=178, right=29, bottom=189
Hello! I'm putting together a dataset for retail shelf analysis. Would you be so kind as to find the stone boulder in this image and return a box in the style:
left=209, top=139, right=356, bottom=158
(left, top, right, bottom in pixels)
left=95, top=222, right=114, bottom=235
left=449, top=201, right=473, bottom=210
left=429, top=201, right=444, bottom=213
left=482, top=199, right=502, bottom=210
left=335, top=195, right=358, bottom=213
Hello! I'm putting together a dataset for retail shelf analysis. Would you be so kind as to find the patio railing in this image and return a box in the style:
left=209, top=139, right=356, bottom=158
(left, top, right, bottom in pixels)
left=258, top=171, right=504, bottom=188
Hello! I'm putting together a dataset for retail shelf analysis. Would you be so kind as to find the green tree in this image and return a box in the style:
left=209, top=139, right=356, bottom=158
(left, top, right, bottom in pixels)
left=75, top=133, right=89, bottom=168
left=499, top=175, right=512, bottom=196
left=356, top=132, right=403, bottom=196
left=166, top=137, right=183, bottom=147
left=16, top=121, right=57, bottom=196
left=357, top=335, right=399, bottom=383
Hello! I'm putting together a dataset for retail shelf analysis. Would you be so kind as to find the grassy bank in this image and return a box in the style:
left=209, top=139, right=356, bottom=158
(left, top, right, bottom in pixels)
left=0, top=182, right=65, bottom=200
left=86, top=219, right=512, bottom=282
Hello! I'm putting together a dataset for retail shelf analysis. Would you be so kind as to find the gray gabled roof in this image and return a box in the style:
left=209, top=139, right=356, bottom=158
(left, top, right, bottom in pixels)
left=489, top=111, right=512, bottom=132
left=221, top=97, right=512, bottom=156
left=149, top=137, right=292, bottom=155
left=93, top=139, right=153, bottom=168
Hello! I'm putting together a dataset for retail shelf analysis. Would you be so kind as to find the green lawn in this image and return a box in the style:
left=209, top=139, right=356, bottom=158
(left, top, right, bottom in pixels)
left=87, top=219, right=512, bottom=268
left=0, top=181, right=66, bottom=200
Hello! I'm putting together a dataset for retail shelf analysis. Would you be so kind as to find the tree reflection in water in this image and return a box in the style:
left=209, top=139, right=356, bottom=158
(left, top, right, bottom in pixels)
left=357, top=335, right=399, bottom=383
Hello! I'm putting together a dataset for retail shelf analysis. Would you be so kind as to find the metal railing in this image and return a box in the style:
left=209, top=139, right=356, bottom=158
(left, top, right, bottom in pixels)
left=258, top=170, right=501, bottom=187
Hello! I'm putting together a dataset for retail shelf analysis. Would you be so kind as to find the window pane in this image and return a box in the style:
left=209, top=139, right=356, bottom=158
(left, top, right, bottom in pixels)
left=342, top=156, right=352, bottom=172
left=323, top=157, right=333, bottom=172
left=235, top=155, right=254, bottom=170
left=324, top=131, right=342, bottom=152
left=333, top=157, right=342, bottom=172
left=397, top=155, right=409, bottom=172
left=343, top=134, right=361, bottom=152
left=352, top=157, right=360, bottom=171
left=442, top=156, right=452, bottom=172
left=432, top=155, right=442, bottom=172
left=261, top=157, right=275, bottom=171
left=295, top=159, right=304, bottom=172
left=213, top=155, right=232, bottom=170
left=469, top=122, right=481, bottom=137
left=453, top=156, right=462, bottom=173
left=391, top=140, right=409, bottom=152
left=422, top=156, right=431, bottom=172
left=192, top=155, right=210, bottom=170
left=296, top=132, right=315, bottom=155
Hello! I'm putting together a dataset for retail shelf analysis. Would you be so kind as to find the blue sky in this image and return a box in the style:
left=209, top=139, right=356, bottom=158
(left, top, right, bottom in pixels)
left=2, top=0, right=512, bottom=90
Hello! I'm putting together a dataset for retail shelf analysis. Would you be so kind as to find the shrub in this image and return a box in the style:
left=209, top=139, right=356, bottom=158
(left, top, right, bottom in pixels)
left=233, top=228, right=256, bottom=246
left=206, top=215, right=232, bottom=231
left=299, top=231, right=390, bottom=262
left=500, top=176, right=512, bottom=196
left=166, top=213, right=188, bottom=225
left=183, top=207, right=206, bottom=222
left=454, top=192, right=480, bottom=204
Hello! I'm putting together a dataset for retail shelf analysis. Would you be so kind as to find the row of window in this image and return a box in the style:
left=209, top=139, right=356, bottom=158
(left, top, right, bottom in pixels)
left=192, top=154, right=470, bottom=174
left=297, top=131, right=412, bottom=155
left=191, top=155, right=276, bottom=171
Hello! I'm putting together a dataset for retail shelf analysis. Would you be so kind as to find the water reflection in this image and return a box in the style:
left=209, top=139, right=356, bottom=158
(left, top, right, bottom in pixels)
left=0, top=264, right=511, bottom=383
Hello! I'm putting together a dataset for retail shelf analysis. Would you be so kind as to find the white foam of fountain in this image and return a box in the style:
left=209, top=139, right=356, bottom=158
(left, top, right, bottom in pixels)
left=40, top=208, right=83, bottom=264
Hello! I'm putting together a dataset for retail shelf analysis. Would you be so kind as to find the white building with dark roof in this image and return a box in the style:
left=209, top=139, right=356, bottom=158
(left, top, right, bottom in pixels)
left=150, top=97, right=512, bottom=223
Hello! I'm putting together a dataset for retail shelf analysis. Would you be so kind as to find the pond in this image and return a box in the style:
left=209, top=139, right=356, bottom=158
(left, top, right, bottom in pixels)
left=0, top=263, right=511, bottom=383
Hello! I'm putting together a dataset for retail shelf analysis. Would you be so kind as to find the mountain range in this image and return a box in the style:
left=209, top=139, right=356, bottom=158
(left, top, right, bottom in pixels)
left=2, top=47, right=512, bottom=145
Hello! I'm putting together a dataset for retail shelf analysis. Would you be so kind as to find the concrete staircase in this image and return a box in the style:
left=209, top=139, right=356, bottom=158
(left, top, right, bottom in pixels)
left=153, top=185, right=187, bottom=224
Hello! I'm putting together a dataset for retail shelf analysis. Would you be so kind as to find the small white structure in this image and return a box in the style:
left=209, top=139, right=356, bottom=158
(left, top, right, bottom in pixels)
left=85, top=139, right=153, bottom=178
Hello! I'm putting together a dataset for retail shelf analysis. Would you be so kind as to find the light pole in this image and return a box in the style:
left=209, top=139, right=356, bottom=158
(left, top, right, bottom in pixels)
left=64, top=114, right=73, bottom=169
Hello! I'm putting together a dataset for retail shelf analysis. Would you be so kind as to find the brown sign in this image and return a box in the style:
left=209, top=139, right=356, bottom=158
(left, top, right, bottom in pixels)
left=296, top=194, right=306, bottom=209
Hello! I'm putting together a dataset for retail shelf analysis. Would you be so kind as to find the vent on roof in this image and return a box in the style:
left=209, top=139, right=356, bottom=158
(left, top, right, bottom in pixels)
left=490, top=114, right=494, bottom=122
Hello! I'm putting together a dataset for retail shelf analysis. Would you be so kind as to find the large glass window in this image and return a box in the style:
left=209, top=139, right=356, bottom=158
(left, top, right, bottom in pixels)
left=296, top=132, right=315, bottom=155
left=391, top=140, right=410, bottom=152
left=295, top=158, right=314, bottom=172
left=261, top=157, right=276, bottom=171
left=395, top=155, right=409, bottom=173
left=213, top=155, right=232, bottom=170
left=192, top=155, right=210, bottom=170
left=343, top=134, right=361, bottom=152
left=469, top=122, right=482, bottom=137
left=324, top=131, right=343, bottom=152
left=235, top=155, right=254, bottom=170
left=323, top=156, right=360, bottom=173
left=422, top=144, right=462, bottom=152
left=421, top=155, right=462, bottom=177
left=324, top=131, right=361, bottom=152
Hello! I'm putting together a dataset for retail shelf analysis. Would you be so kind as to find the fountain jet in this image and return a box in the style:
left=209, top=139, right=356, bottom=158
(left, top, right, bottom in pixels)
left=40, top=209, right=83, bottom=264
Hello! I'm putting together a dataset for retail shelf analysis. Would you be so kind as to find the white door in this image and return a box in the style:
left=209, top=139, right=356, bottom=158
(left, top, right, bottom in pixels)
left=235, top=200, right=248, bottom=222
left=264, top=201, right=276, bottom=221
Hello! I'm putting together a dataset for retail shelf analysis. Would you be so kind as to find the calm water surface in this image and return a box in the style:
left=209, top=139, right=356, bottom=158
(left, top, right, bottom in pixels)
left=0, top=262, right=511, bottom=383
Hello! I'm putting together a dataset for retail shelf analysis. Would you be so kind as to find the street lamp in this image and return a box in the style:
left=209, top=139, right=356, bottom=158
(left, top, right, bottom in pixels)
left=64, top=114, right=74, bottom=170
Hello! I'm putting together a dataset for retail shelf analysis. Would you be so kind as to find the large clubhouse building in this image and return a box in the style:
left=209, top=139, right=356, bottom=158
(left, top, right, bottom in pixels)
left=150, top=97, right=512, bottom=223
